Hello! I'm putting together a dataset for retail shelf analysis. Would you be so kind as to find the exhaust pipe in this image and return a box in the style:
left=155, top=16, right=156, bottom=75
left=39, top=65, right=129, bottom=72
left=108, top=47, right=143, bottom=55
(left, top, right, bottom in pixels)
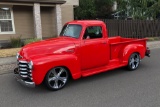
left=145, top=47, right=151, bottom=57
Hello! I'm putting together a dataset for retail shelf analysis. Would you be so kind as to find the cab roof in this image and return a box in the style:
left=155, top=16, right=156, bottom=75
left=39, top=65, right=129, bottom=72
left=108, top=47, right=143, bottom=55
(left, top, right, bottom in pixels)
left=66, top=20, right=105, bottom=26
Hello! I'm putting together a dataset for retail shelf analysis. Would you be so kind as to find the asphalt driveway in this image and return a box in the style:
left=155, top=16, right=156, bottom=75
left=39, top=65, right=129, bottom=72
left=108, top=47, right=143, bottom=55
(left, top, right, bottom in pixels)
left=0, top=48, right=159, bottom=107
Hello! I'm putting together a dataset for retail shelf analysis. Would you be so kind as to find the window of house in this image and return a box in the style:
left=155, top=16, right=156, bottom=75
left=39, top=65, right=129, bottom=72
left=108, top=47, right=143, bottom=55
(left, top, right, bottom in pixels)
left=83, top=26, right=103, bottom=39
left=0, top=7, right=15, bottom=34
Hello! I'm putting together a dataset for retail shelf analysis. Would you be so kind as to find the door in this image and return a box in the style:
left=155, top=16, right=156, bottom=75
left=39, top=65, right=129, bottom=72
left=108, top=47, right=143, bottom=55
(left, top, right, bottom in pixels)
left=80, top=26, right=109, bottom=70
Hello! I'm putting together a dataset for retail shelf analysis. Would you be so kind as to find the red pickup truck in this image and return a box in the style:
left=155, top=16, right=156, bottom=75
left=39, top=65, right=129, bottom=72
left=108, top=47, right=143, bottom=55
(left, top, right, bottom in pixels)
left=14, top=20, right=150, bottom=91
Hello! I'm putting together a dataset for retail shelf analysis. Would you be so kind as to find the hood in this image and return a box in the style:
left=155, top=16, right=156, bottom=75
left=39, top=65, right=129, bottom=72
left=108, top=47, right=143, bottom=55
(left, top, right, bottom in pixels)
left=19, top=37, right=76, bottom=60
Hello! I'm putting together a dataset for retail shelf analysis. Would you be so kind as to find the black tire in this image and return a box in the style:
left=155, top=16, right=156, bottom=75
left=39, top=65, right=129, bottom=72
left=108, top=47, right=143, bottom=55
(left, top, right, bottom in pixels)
left=128, top=53, right=140, bottom=71
left=45, top=67, right=69, bottom=91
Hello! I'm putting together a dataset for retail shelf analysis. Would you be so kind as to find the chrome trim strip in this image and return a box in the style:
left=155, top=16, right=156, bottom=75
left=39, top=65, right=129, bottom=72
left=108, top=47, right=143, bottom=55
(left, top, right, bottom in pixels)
left=19, top=68, right=28, bottom=70
left=19, top=61, right=28, bottom=63
left=19, top=68, right=27, bottom=71
left=28, top=70, right=32, bottom=73
left=14, top=75, right=35, bottom=88
left=19, top=64, right=27, bottom=67
left=20, top=75, right=28, bottom=78
left=20, top=72, right=28, bottom=74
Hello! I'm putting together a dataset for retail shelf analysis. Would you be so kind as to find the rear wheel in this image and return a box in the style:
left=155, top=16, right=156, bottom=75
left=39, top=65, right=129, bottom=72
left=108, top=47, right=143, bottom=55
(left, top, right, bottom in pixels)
left=128, top=53, right=140, bottom=71
left=45, top=67, right=69, bottom=91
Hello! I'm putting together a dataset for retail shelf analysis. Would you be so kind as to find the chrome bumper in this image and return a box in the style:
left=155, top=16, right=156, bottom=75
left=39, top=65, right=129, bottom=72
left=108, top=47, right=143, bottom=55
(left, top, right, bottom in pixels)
left=14, top=68, right=35, bottom=88
left=14, top=75, right=35, bottom=88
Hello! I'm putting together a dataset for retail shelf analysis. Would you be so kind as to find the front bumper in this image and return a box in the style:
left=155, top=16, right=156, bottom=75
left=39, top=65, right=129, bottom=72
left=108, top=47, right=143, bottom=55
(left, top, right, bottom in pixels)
left=14, top=68, right=35, bottom=88
left=14, top=75, right=35, bottom=88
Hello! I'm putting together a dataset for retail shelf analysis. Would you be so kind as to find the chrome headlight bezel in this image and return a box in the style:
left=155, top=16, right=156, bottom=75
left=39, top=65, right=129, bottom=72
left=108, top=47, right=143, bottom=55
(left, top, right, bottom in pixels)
left=28, top=61, right=33, bottom=70
left=16, top=53, right=20, bottom=60
left=16, top=53, right=23, bottom=59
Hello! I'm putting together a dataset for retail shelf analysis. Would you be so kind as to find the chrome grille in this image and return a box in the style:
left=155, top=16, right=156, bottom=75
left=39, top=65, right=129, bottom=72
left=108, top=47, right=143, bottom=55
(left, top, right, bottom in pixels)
left=18, top=61, right=32, bottom=80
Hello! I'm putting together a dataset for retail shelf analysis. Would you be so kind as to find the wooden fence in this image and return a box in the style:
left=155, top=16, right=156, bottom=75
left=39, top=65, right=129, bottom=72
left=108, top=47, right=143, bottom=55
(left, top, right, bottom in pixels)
left=102, top=19, right=160, bottom=38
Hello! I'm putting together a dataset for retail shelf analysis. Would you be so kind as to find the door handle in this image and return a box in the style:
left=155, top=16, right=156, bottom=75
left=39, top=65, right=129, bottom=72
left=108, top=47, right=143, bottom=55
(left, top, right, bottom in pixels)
left=101, top=42, right=107, bottom=44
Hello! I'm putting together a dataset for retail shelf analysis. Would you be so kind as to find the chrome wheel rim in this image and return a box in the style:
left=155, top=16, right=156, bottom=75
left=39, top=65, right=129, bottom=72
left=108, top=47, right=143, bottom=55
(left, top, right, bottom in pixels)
left=129, top=54, right=140, bottom=69
left=48, top=67, right=68, bottom=89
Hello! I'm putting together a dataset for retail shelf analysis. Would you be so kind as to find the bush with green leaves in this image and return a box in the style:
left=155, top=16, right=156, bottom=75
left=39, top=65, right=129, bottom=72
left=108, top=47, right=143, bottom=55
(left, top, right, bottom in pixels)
left=147, top=37, right=160, bottom=41
left=10, top=36, right=22, bottom=48
left=24, top=38, right=41, bottom=45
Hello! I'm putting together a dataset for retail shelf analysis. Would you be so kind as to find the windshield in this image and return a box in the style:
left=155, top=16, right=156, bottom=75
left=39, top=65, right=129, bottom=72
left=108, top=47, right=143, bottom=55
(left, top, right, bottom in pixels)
left=60, top=24, right=82, bottom=38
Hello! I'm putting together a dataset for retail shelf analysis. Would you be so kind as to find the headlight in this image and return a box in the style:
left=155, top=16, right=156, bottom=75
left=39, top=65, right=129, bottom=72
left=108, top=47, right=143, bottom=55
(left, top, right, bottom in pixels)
left=16, top=53, right=19, bottom=60
left=28, top=61, right=33, bottom=70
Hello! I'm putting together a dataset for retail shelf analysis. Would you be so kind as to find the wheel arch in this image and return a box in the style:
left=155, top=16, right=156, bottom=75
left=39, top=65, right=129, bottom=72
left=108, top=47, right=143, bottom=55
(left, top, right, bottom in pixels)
left=60, top=66, right=74, bottom=79
left=120, top=44, right=145, bottom=64
left=32, top=54, right=82, bottom=85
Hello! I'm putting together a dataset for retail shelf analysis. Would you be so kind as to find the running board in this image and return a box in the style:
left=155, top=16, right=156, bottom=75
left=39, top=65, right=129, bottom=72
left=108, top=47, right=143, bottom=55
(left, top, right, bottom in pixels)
left=82, top=63, right=126, bottom=77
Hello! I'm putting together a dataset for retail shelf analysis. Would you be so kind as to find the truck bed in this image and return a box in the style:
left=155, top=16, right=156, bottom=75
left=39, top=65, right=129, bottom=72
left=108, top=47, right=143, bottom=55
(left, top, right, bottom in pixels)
left=108, top=36, right=147, bottom=60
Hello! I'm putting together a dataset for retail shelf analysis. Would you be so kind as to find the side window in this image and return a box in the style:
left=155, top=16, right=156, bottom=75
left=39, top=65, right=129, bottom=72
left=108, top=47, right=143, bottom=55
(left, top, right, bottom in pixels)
left=83, top=26, right=102, bottom=39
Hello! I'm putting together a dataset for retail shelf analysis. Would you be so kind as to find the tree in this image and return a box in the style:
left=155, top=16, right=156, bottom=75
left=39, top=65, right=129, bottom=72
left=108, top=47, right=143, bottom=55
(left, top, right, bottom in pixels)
left=146, top=0, right=160, bottom=19
left=74, top=0, right=96, bottom=19
left=74, top=0, right=115, bottom=19
left=115, top=0, right=160, bottom=20
left=94, top=0, right=114, bottom=18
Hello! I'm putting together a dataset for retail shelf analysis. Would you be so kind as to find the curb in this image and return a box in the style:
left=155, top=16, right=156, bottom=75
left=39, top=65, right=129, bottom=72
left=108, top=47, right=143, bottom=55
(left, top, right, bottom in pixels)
left=147, top=41, right=160, bottom=49
left=0, top=56, right=16, bottom=65
left=0, top=63, right=16, bottom=75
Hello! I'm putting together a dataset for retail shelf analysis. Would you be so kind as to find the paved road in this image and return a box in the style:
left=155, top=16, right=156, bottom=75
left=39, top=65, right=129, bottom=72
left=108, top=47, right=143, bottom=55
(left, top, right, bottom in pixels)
left=0, top=48, right=160, bottom=107
left=0, top=57, right=16, bottom=65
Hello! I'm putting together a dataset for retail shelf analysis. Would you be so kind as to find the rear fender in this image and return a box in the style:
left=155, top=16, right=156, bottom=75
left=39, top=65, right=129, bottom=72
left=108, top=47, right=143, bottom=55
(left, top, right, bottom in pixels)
left=32, top=54, right=81, bottom=85
left=120, top=44, right=146, bottom=64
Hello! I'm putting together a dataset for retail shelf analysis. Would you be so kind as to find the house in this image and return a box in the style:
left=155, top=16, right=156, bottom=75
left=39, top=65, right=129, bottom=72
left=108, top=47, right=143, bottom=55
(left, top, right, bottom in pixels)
left=0, top=0, right=79, bottom=47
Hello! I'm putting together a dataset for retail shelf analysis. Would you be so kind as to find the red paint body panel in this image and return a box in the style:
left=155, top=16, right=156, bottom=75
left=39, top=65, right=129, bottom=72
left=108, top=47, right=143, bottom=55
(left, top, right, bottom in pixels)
left=17, top=20, right=148, bottom=85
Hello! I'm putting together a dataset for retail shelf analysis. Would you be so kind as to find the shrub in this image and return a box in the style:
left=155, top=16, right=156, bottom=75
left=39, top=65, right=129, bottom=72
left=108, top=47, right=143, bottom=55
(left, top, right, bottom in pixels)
left=24, top=38, right=41, bottom=45
left=10, top=36, right=22, bottom=48
left=147, top=37, right=160, bottom=41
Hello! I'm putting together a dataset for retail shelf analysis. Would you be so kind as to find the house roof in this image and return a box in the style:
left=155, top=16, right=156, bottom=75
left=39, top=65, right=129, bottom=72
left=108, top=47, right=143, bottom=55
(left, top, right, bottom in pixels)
left=0, top=0, right=66, bottom=4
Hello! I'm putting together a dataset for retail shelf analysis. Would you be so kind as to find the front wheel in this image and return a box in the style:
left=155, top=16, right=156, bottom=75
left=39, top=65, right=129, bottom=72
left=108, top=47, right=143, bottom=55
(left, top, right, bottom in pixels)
left=128, top=53, right=140, bottom=71
left=45, top=67, right=69, bottom=91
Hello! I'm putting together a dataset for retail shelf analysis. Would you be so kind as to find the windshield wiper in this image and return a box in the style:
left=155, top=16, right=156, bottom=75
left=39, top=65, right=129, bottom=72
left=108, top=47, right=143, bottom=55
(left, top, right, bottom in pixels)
left=63, top=35, right=77, bottom=38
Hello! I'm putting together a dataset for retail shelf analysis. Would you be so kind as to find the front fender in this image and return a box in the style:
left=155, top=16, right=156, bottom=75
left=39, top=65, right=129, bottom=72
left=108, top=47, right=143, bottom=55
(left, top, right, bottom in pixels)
left=120, top=44, right=146, bottom=64
left=32, top=54, right=81, bottom=85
